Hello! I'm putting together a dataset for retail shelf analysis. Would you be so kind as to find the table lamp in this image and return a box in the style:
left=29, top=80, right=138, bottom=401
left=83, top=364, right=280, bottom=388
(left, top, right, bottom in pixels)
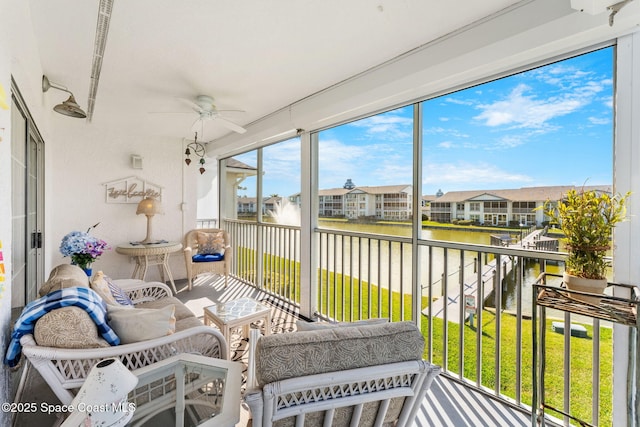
left=61, top=358, right=138, bottom=427
left=136, top=197, right=163, bottom=244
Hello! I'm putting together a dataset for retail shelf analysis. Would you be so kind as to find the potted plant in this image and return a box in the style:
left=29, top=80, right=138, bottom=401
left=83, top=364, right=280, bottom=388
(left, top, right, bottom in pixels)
left=542, top=187, right=630, bottom=303
left=59, top=224, right=110, bottom=276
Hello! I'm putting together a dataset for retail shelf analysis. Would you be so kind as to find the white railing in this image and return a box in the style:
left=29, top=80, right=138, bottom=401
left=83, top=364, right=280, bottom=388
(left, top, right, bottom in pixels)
left=221, top=218, right=616, bottom=426
left=224, top=219, right=300, bottom=303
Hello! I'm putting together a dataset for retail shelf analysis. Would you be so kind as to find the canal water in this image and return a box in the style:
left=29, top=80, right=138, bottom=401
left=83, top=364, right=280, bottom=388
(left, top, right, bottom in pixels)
left=318, top=220, right=565, bottom=313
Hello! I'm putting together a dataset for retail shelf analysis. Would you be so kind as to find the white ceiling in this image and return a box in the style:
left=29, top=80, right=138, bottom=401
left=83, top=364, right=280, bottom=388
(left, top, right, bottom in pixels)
left=28, top=0, right=526, bottom=144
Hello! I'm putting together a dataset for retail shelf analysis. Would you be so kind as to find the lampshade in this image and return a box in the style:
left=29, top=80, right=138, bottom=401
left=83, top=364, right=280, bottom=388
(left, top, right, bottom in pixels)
left=62, top=358, right=138, bottom=427
left=53, top=94, right=87, bottom=118
left=136, top=198, right=163, bottom=244
left=136, top=197, right=163, bottom=216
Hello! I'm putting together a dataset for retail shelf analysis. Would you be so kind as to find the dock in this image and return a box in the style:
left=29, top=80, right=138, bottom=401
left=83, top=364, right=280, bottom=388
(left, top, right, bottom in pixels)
left=423, top=228, right=557, bottom=323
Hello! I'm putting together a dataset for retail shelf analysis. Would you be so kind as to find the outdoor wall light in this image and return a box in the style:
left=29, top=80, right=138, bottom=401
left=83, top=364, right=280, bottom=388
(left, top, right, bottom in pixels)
left=184, top=132, right=206, bottom=174
left=42, top=75, right=87, bottom=118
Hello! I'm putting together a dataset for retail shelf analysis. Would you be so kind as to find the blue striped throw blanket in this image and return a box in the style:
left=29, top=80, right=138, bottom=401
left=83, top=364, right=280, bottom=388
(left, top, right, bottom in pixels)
left=4, top=287, right=120, bottom=367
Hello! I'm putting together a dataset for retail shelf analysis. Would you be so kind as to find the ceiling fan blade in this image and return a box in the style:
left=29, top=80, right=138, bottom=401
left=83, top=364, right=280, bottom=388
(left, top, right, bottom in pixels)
left=216, top=117, right=247, bottom=134
left=190, top=117, right=206, bottom=134
left=178, top=97, right=204, bottom=113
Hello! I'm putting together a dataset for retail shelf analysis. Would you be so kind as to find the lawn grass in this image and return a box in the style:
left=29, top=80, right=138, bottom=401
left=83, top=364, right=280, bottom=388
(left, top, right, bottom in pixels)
left=237, top=249, right=613, bottom=425
left=315, top=269, right=612, bottom=425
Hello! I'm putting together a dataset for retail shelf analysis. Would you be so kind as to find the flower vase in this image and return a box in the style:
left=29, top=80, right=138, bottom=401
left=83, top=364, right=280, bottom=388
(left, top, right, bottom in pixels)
left=83, top=267, right=93, bottom=277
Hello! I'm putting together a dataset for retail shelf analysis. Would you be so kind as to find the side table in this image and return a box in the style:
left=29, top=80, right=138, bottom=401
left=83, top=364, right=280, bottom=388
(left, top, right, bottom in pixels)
left=129, top=353, right=242, bottom=427
left=115, top=241, right=182, bottom=294
left=204, top=297, right=271, bottom=359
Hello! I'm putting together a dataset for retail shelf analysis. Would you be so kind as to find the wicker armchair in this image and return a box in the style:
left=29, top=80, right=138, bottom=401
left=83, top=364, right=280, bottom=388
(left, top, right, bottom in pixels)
left=183, top=228, right=232, bottom=290
left=245, top=321, right=440, bottom=427
left=19, top=280, right=227, bottom=405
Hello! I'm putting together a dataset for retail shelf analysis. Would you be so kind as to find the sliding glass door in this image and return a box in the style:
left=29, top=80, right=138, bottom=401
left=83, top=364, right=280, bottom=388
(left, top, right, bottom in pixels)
left=11, top=82, right=45, bottom=308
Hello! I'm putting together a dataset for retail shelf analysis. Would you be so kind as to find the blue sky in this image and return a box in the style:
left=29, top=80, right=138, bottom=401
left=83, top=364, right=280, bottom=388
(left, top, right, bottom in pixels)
left=236, top=46, right=613, bottom=198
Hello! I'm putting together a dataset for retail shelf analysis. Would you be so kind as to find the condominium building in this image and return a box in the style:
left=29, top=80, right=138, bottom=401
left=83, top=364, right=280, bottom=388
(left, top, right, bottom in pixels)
left=320, top=184, right=413, bottom=220
left=430, top=185, right=611, bottom=226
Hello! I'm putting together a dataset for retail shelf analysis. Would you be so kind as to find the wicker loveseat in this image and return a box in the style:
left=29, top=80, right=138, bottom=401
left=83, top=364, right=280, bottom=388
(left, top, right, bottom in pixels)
left=244, top=321, right=440, bottom=427
left=15, top=265, right=227, bottom=405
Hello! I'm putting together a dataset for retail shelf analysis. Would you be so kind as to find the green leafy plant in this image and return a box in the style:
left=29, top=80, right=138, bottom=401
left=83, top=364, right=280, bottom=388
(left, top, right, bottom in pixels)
left=542, top=188, right=630, bottom=279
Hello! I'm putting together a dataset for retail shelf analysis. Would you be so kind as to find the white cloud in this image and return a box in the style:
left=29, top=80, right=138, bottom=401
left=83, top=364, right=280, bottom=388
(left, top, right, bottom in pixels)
left=445, top=97, right=473, bottom=106
left=438, top=141, right=454, bottom=149
left=424, top=125, right=469, bottom=139
left=317, top=135, right=415, bottom=188
left=588, top=116, right=610, bottom=125
left=318, top=138, right=384, bottom=187
left=348, top=113, right=412, bottom=139
left=423, top=161, right=533, bottom=189
left=474, top=83, right=590, bottom=129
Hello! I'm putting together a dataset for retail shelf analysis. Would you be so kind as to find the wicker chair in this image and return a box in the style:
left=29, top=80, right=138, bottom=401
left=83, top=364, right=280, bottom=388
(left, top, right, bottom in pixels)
left=245, top=321, right=441, bottom=427
left=183, top=228, right=232, bottom=290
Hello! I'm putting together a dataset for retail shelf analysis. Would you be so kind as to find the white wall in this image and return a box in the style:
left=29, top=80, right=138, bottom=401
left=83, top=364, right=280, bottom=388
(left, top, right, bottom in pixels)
left=45, top=122, right=196, bottom=282
left=0, top=4, right=200, bottom=417
left=195, top=154, right=219, bottom=223
left=0, top=0, right=13, bottom=420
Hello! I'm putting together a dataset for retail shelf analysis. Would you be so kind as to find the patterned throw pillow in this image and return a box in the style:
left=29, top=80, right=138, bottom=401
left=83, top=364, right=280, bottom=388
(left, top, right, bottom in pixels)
left=34, top=306, right=111, bottom=349
left=91, top=271, right=134, bottom=306
left=196, top=231, right=225, bottom=255
left=90, top=271, right=119, bottom=306
left=106, top=277, right=134, bottom=306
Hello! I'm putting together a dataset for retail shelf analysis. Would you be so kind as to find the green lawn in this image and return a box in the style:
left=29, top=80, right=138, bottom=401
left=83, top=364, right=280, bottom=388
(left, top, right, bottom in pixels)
left=315, top=269, right=612, bottom=425
left=237, top=249, right=613, bottom=425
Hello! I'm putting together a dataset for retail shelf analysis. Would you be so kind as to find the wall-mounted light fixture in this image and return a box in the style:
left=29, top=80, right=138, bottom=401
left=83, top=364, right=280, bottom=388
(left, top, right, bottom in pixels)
left=184, top=132, right=206, bottom=174
left=42, top=75, right=87, bottom=118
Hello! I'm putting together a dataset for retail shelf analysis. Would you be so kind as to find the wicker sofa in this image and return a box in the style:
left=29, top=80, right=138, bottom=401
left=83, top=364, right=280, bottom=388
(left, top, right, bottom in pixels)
left=244, top=321, right=440, bottom=427
left=16, top=264, right=227, bottom=405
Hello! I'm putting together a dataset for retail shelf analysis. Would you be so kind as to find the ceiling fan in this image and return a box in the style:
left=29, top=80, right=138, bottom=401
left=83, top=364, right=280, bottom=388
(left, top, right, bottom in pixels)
left=177, top=95, right=247, bottom=134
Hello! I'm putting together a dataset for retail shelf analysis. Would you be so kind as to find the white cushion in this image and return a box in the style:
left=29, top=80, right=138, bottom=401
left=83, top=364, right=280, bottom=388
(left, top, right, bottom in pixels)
left=107, top=304, right=176, bottom=344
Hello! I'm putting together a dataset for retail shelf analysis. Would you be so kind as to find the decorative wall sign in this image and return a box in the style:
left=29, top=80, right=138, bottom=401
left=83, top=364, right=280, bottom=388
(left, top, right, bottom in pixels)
left=103, top=176, right=163, bottom=204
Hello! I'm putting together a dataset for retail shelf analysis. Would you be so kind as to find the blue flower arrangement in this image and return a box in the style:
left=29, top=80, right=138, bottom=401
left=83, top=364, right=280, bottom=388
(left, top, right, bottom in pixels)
left=59, top=224, right=109, bottom=270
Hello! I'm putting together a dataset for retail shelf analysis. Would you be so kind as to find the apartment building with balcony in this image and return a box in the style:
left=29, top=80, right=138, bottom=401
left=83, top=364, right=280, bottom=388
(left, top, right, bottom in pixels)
left=429, top=185, right=611, bottom=226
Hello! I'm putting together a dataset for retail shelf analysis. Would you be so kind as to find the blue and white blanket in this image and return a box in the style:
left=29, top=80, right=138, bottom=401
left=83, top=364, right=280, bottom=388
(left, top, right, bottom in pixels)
left=4, top=287, right=120, bottom=367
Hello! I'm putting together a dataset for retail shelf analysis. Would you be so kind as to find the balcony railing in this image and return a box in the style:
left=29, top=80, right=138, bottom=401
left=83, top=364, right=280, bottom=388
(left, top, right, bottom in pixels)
left=221, top=218, right=618, bottom=426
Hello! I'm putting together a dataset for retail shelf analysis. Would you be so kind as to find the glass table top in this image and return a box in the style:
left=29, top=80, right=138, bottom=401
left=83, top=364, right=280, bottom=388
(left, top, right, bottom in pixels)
left=206, top=297, right=270, bottom=323
left=129, top=354, right=241, bottom=427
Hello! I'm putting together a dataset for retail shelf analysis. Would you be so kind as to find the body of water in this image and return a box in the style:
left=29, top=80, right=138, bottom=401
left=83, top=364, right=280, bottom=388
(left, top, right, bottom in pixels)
left=317, top=220, right=564, bottom=313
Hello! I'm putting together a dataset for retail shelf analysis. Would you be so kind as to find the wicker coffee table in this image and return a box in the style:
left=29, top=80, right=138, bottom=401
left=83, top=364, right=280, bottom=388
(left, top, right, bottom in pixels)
left=204, top=297, right=271, bottom=359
